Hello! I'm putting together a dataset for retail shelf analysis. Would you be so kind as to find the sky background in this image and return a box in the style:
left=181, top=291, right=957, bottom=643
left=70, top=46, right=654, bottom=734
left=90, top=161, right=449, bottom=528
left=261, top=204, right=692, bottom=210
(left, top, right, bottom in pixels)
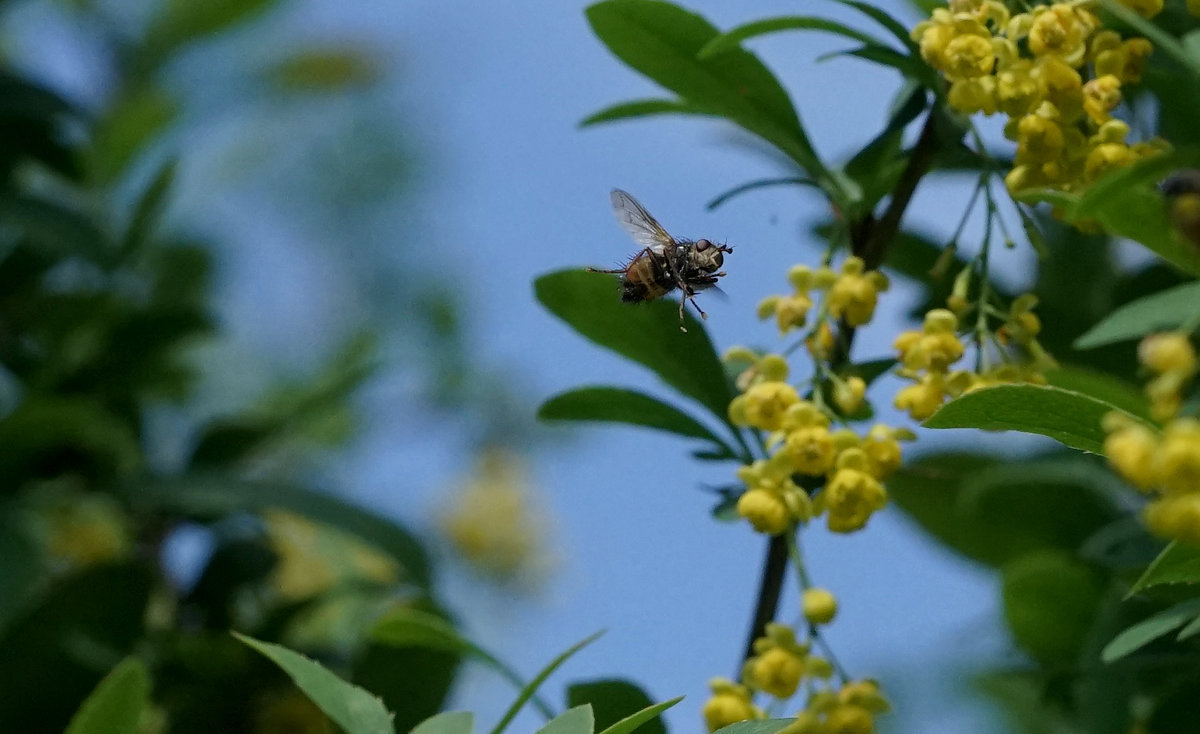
left=9, top=0, right=1049, bottom=731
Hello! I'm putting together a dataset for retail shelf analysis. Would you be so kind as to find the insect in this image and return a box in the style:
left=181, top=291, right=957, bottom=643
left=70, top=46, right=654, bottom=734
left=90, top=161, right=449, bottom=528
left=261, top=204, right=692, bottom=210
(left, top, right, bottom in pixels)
left=588, top=189, right=733, bottom=331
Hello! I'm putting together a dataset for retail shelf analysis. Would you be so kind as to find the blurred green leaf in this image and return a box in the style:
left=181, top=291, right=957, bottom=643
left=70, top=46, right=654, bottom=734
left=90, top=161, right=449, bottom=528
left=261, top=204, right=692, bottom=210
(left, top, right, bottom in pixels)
left=821, top=45, right=933, bottom=87
left=124, top=475, right=431, bottom=588
left=1043, top=366, right=1151, bottom=422
left=1130, top=541, right=1200, bottom=595
left=597, top=697, right=682, bottom=734
left=89, top=87, right=176, bottom=183
left=539, top=386, right=735, bottom=452
left=567, top=680, right=665, bottom=734
left=146, top=0, right=279, bottom=60
left=491, top=632, right=605, bottom=734
left=64, top=658, right=149, bottom=734
left=889, top=453, right=1124, bottom=568
left=973, top=672, right=1080, bottom=734
left=354, top=640, right=459, bottom=734
left=0, top=562, right=152, bottom=732
left=122, top=159, right=177, bottom=256
left=832, top=0, right=919, bottom=51
left=268, top=48, right=380, bottom=91
left=586, top=0, right=837, bottom=194
left=0, top=194, right=114, bottom=267
left=0, top=397, right=141, bottom=485
left=535, top=269, right=736, bottom=429
left=413, top=712, right=475, bottom=734
left=1100, top=599, right=1200, bottom=663
left=581, top=98, right=705, bottom=126
left=711, top=722, right=795, bottom=734
left=536, top=706, right=594, bottom=734
left=697, top=16, right=887, bottom=59
left=841, top=85, right=927, bottom=213
left=1002, top=550, right=1102, bottom=665
left=705, top=176, right=818, bottom=210
left=0, top=507, right=42, bottom=633
left=0, top=72, right=81, bottom=180
left=924, top=384, right=1149, bottom=454
left=235, top=633, right=394, bottom=734
left=1073, top=282, right=1200, bottom=350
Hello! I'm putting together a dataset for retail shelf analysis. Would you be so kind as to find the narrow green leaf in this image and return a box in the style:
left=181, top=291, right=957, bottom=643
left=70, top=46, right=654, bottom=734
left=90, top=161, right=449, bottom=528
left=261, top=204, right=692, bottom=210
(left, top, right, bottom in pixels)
left=705, top=177, right=819, bottom=210
left=586, top=0, right=836, bottom=192
left=415, top=710, right=475, bottom=734
left=568, top=679, right=665, bottom=734
left=539, top=386, right=732, bottom=449
left=697, top=16, right=886, bottom=59
left=123, top=475, right=431, bottom=588
left=146, top=0, right=278, bottom=57
left=122, top=159, right=177, bottom=255
left=1003, top=551, right=1102, bottom=665
left=597, top=697, right=683, bottom=734
left=1129, top=541, right=1200, bottom=595
left=923, top=383, right=1150, bottom=454
left=89, top=87, right=177, bottom=183
left=490, top=632, right=605, bottom=734
left=831, top=0, right=919, bottom=51
left=820, top=45, right=933, bottom=86
left=535, top=270, right=736, bottom=427
left=711, top=721, right=796, bottom=734
left=234, top=633, right=394, bottom=734
left=1176, top=609, right=1200, bottom=640
left=581, top=98, right=704, bottom=126
left=0, top=194, right=114, bottom=267
left=1074, top=282, right=1200, bottom=350
left=536, top=706, right=595, bottom=734
left=1100, top=599, right=1200, bottom=663
left=412, top=712, right=475, bottom=734
left=64, top=658, right=149, bottom=734
left=841, top=86, right=927, bottom=212
left=1043, top=366, right=1151, bottom=422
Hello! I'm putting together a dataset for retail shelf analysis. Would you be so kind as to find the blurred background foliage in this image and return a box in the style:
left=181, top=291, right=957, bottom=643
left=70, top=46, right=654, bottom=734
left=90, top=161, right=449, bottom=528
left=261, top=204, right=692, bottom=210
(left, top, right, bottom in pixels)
left=0, top=0, right=544, bottom=731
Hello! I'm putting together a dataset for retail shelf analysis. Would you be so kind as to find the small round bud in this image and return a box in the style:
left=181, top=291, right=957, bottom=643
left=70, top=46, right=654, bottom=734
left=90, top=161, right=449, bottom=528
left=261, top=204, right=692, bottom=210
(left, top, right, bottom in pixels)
left=803, top=587, right=838, bottom=625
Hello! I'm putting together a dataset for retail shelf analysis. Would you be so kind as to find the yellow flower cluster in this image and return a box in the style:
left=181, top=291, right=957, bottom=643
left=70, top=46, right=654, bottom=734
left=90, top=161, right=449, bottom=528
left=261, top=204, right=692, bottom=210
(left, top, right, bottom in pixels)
left=438, top=450, right=554, bottom=585
left=728, top=351, right=912, bottom=534
left=911, top=0, right=1165, bottom=194
left=265, top=509, right=399, bottom=601
left=741, top=623, right=818, bottom=699
left=757, top=257, right=889, bottom=335
left=1103, top=332, right=1200, bottom=546
left=893, top=297, right=1052, bottom=421
left=777, top=680, right=891, bottom=734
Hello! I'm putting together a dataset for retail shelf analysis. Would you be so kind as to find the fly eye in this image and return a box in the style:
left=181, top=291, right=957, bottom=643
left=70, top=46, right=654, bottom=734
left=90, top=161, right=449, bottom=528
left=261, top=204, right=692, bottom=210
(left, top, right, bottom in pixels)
left=710, top=251, right=724, bottom=268
left=695, top=239, right=712, bottom=251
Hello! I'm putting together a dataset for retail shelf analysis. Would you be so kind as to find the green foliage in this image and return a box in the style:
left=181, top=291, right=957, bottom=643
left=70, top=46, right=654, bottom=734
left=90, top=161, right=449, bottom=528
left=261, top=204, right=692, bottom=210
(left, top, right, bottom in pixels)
left=235, top=633, right=396, bottom=734
left=64, top=658, right=150, bottom=734
left=1002, top=551, right=1103, bottom=665
left=413, top=712, right=476, bottom=734
left=537, top=706, right=596, bottom=734
left=923, top=383, right=1149, bottom=454
left=1101, top=599, right=1200, bottom=663
left=1074, top=282, right=1200, bottom=350
left=1130, top=542, right=1200, bottom=594
left=491, top=632, right=605, bottom=734
left=567, top=680, right=666, bottom=734
left=596, top=697, right=682, bottom=734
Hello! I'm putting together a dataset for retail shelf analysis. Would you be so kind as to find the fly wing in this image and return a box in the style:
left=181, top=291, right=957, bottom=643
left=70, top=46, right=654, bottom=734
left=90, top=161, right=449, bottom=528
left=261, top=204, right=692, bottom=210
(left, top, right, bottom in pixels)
left=611, top=189, right=674, bottom=252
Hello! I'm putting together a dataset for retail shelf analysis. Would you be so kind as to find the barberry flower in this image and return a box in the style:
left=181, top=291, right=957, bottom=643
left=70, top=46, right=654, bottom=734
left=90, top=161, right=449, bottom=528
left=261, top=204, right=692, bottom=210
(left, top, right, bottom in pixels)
left=818, top=449, right=888, bottom=532
left=743, top=623, right=809, bottom=698
left=702, top=679, right=763, bottom=732
left=803, top=588, right=838, bottom=625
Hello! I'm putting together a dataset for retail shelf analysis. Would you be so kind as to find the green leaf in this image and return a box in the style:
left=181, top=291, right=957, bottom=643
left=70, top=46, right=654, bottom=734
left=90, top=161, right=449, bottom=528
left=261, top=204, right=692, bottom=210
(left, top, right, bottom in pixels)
left=0, top=508, right=42, bottom=633
left=705, top=177, right=819, bottom=210
left=413, top=712, right=475, bottom=734
left=1002, top=550, right=1103, bottom=665
left=122, top=160, right=177, bottom=256
left=354, top=640, right=459, bottom=734
left=146, top=0, right=279, bottom=58
left=64, top=658, right=149, bottom=734
left=581, top=98, right=705, bottom=126
left=697, top=16, right=887, bottom=59
left=0, top=194, right=115, bottom=267
left=841, top=85, right=927, bottom=213
left=123, top=475, right=431, bottom=588
left=536, top=706, right=595, bottom=734
left=597, top=697, right=683, bottom=734
left=923, top=383, right=1150, bottom=454
left=831, top=0, right=919, bottom=51
left=1074, top=282, right=1200, bottom=350
left=539, top=386, right=733, bottom=450
left=1129, top=541, right=1200, bottom=595
left=89, top=87, right=177, bottom=183
left=567, top=679, right=664, bottom=734
left=1043, top=366, right=1151, bottom=422
left=235, top=633, right=394, bottom=734
left=889, top=452, right=1124, bottom=568
left=711, top=721, right=796, bottom=734
left=1100, top=599, right=1200, bottom=663
left=491, top=632, right=605, bottom=734
left=535, top=270, right=736, bottom=426
left=586, top=0, right=837, bottom=194
left=0, top=397, right=141, bottom=485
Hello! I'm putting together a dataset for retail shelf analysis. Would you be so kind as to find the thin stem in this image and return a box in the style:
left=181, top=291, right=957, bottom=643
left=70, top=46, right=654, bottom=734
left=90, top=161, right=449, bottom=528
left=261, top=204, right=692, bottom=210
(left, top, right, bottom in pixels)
left=741, top=534, right=789, bottom=665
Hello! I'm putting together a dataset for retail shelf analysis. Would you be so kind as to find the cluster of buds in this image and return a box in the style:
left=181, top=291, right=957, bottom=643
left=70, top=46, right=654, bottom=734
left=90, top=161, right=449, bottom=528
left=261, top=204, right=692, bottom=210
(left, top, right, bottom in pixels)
left=727, top=350, right=913, bottom=534
left=911, top=0, right=1168, bottom=195
left=757, top=257, right=889, bottom=336
left=894, top=295, right=1054, bottom=421
left=1104, top=332, right=1200, bottom=546
left=777, top=679, right=891, bottom=734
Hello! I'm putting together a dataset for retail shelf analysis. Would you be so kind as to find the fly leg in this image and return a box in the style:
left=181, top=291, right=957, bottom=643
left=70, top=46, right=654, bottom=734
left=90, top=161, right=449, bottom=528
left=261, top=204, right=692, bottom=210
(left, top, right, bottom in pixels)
left=661, top=254, right=706, bottom=331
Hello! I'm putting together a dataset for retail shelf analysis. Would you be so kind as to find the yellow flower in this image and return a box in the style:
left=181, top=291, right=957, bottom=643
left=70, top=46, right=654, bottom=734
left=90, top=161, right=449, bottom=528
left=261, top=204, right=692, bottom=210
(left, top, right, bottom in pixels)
left=735, top=381, right=801, bottom=431
left=737, top=488, right=792, bottom=535
left=1157, top=419, right=1200, bottom=495
left=894, top=373, right=948, bottom=421
left=703, top=679, right=763, bottom=732
left=839, top=679, right=891, bottom=713
left=736, top=459, right=813, bottom=534
left=1033, top=58, right=1084, bottom=122
left=833, top=376, right=867, bottom=415
left=1082, top=75, right=1122, bottom=124
left=860, top=424, right=908, bottom=479
left=827, top=257, right=889, bottom=327
left=1144, top=494, right=1200, bottom=547
left=1027, top=4, right=1097, bottom=67
left=820, top=449, right=888, bottom=532
left=780, top=402, right=836, bottom=475
left=949, top=76, right=998, bottom=115
left=744, top=647, right=806, bottom=699
left=823, top=705, right=875, bottom=734
left=1139, top=332, right=1198, bottom=375
left=1084, top=142, right=1135, bottom=182
left=1103, top=421, right=1160, bottom=491
left=896, top=309, right=963, bottom=372
left=775, top=294, right=813, bottom=333
left=996, top=60, right=1041, bottom=116
left=803, top=588, right=838, bottom=625
left=944, top=33, right=996, bottom=80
